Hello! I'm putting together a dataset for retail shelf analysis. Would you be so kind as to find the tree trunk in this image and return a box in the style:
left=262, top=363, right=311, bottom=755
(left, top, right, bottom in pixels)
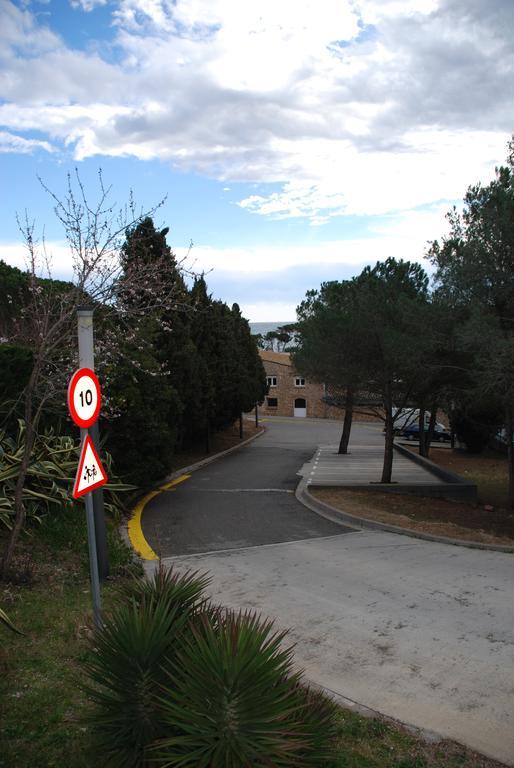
left=506, top=405, right=514, bottom=510
left=381, top=386, right=394, bottom=483
left=418, top=406, right=427, bottom=457
left=338, top=387, right=354, bottom=454
left=425, top=405, right=437, bottom=459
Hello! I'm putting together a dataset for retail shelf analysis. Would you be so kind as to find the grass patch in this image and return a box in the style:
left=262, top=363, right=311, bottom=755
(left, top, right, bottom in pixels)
left=1, top=579, right=95, bottom=768
left=0, top=506, right=141, bottom=768
left=419, top=447, right=509, bottom=509
left=331, top=708, right=504, bottom=767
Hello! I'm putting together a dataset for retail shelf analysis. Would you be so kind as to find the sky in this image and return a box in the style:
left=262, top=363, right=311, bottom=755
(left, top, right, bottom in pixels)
left=0, top=0, right=512, bottom=322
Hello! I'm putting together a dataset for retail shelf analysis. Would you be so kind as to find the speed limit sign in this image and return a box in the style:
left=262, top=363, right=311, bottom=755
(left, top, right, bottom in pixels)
left=68, top=367, right=101, bottom=428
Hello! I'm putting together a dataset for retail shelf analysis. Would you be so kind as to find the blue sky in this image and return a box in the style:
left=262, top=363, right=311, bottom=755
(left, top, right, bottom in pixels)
left=0, top=0, right=512, bottom=321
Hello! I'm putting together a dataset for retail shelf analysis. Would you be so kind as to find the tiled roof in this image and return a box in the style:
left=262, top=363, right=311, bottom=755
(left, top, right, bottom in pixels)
left=259, top=350, right=292, bottom=367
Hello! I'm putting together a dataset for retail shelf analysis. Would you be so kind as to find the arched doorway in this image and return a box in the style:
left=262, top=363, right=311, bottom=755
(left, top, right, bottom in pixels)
left=294, top=398, right=307, bottom=417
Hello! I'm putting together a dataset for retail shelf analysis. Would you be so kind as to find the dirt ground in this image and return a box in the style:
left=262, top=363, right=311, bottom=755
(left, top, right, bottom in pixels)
left=419, top=445, right=510, bottom=508
left=311, top=487, right=514, bottom=545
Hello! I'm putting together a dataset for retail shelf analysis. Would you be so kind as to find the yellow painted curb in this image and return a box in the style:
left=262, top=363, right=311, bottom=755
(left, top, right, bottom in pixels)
left=127, top=474, right=191, bottom=561
left=159, top=474, right=191, bottom=491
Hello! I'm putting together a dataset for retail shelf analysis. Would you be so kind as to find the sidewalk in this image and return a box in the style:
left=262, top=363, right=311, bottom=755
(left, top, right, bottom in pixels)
left=299, top=443, right=445, bottom=486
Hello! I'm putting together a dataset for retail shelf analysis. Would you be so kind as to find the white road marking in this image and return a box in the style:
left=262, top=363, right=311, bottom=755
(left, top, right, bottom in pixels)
left=190, top=488, right=294, bottom=493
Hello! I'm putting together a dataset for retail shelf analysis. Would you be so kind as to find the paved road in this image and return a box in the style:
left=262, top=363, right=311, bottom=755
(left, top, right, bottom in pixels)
left=143, top=418, right=514, bottom=765
left=142, top=417, right=362, bottom=557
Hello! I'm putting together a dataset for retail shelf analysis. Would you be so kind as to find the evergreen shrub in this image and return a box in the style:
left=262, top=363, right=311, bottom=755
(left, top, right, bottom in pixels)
left=85, top=568, right=339, bottom=768
left=84, top=567, right=212, bottom=768
left=0, top=344, right=33, bottom=432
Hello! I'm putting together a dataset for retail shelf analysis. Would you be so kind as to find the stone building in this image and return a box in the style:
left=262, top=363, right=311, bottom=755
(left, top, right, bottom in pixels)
left=258, top=350, right=345, bottom=419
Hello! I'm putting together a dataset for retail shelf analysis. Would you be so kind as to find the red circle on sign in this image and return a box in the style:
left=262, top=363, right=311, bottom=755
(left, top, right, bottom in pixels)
left=67, top=368, right=101, bottom=428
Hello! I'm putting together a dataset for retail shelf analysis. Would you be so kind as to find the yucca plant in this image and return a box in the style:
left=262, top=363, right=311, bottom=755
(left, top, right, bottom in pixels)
left=292, top=684, right=340, bottom=766
left=84, top=567, right=212, bottom=768
left=0, top=420, right=133, bottom=531
left=120, top=564, right=211, bottom=615
left=85, top=569, right=339, bottom=767
left=0, top=606, right=23, bottom=635
left=154, top=609, right=311, bottom=768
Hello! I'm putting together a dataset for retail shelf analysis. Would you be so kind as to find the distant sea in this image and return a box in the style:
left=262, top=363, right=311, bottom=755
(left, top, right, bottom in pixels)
left=249, top=321, right=294, bottom=336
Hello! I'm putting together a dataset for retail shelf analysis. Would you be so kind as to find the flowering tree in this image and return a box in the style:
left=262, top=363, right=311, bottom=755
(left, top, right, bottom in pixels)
left=0, top=170, right=184, bottom=577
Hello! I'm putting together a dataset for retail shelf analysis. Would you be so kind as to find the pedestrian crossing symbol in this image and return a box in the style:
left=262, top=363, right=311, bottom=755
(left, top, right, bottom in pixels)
left=73, top=434, right=108, bottom=499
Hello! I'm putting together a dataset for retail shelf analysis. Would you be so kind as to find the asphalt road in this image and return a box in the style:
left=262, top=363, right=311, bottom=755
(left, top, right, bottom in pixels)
left=141, top=417, right=363, bottom=557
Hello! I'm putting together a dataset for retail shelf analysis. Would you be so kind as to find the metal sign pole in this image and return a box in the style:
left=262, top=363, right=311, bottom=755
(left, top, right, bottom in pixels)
left=81, top=427, right=102, bottom=629
left=69, top=370, right=108, bottom=630
left=84, top=488, right=102, bottom=629
left=77, top=307, right=109, bottom=580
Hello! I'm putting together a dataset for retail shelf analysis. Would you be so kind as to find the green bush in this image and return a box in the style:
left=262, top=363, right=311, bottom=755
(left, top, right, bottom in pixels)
left=293, top=684, right=340, bottom=766
left=0, top=344, right=33, bottom=432
left=103, top=357, right=182, bottom=486
left=0, top=420, right=133, bottom=531
left=155, top=610, right=307, bottom=767
left=119, top=563, right=211, bottom=615
left=85, top=569, right=339, bottom=768
left=452, top=403, right=503, bottom=453
left=84, top=567, right=212, bottom=768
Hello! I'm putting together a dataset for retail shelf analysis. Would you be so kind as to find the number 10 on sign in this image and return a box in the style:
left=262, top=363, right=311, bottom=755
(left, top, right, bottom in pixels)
left=68, top=367, right=102, bottom=428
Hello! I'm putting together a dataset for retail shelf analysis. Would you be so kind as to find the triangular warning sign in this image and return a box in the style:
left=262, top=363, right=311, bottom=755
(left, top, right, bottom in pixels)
left=73, top=434, right=108, bottom=499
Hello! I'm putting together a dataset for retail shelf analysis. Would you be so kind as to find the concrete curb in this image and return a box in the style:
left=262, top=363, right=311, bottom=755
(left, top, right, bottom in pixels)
left=394, top=442, right=477, bottom=501
left=296, top=477, right=514, bottom=554
left=394, top=442, right=467, bottom=483
left=307, top=680, right=447, bottom=746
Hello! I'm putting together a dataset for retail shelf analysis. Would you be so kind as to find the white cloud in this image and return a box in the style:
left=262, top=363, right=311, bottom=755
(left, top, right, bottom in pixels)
left=0, top=241, right=75, bottom=280
left=0, top=0, right=512, bottom=222
left=175, top=208, right=448, bottom=276
left=238, top=130, right=508, bottom=221
left=0, top=130, right=54, bottom=154
left=1, top=200, right=443, bottom=280
left=0, top=198, right=455, bottom=321
left=70, top=0, right=108, bottom=10
left=240, top=302, right=298, bottom=323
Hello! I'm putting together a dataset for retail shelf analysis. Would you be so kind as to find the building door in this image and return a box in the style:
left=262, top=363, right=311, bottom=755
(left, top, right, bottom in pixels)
left=294, top=398, right=307, bottom=417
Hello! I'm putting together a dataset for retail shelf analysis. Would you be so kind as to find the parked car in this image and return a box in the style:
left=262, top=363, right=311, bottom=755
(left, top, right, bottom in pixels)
left=391, top=408, right=434, bottom=434
left=400, top=423, right=451, bottom=442
left=495, top=428, right=514, bottom=445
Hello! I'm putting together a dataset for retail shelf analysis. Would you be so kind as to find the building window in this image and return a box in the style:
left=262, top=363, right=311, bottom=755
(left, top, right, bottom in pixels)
left=267, top=376, right=277, bottom=387
left=294, top=377, right=305, bottom=387
left=267, top=397, right=278, bottom=407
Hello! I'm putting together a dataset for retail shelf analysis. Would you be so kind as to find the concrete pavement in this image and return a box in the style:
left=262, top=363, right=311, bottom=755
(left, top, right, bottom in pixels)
left=301, top=443, right=446, bottom=485
left=140, top=417, right=514, bottom=765
left=157, top=531, right=514, bottom=766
